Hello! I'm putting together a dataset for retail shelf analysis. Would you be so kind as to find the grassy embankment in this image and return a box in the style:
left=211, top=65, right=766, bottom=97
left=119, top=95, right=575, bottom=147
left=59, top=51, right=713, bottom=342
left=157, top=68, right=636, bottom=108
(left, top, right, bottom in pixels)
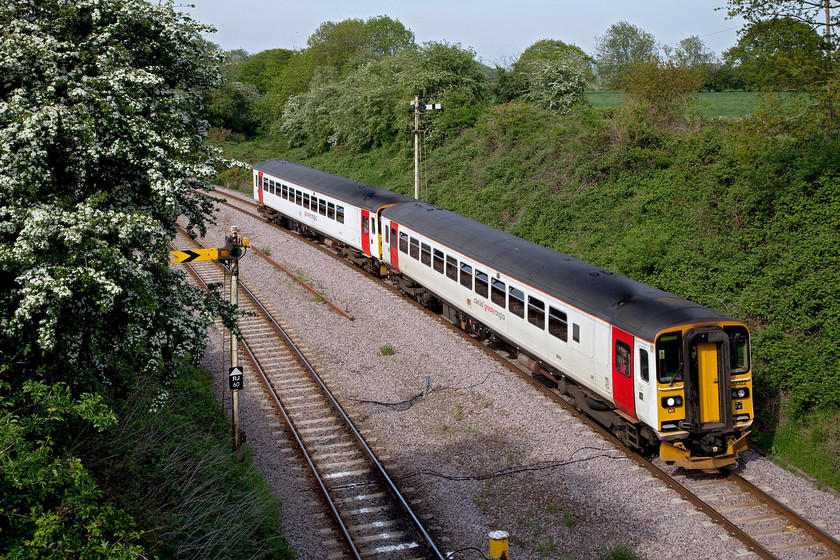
left=214, top=92, right=840, bottom=492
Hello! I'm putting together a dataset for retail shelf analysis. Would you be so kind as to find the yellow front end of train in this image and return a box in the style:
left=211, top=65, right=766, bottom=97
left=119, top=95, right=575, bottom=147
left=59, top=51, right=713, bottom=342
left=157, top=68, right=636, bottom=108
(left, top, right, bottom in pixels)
left=654, top=322, right=753, bottom=469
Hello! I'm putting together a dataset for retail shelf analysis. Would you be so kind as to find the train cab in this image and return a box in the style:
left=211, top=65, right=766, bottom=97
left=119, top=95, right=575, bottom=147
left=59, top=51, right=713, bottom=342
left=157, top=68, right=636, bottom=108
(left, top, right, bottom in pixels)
left=657, top=323, right=753, bottom=468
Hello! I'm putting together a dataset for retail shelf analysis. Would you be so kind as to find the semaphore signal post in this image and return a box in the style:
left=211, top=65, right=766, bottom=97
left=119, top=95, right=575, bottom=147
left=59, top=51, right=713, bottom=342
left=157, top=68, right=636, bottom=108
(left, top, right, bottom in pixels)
left=411, top=95, right=441, bottom=201
left=170, top=225, right=250, bottom=452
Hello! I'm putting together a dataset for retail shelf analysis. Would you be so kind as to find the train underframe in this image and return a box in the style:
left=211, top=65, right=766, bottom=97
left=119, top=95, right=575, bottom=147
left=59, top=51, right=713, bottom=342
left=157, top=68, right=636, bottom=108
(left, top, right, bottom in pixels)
left=260, top=205, right=745, bottom=468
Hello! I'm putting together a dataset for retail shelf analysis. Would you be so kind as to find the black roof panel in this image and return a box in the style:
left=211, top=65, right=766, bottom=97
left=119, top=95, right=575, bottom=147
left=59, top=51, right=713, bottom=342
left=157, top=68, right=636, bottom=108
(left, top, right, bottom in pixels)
left=255, top=159, right=414, bottom=211
left=382, top=202, right=733, bottom=341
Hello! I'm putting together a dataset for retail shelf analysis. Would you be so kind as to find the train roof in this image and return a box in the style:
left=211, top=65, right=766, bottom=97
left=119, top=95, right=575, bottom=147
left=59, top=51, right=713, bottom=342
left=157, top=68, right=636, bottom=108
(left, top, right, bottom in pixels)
left=383, top=202, right=736, bottom=341
left=254, top=159, right=414, bottom=211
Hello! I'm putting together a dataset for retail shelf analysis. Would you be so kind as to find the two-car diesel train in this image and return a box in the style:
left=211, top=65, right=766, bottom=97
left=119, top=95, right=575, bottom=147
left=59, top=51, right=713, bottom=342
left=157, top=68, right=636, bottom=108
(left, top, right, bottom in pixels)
left=253, top=159, right=753, bottom=469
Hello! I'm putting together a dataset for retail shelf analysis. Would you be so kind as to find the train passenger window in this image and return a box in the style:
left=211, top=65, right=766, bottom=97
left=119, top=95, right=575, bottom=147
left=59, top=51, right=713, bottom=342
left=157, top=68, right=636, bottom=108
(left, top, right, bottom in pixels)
left=615, top=341, right=631, bottom=378
left=460, top=263, right=473, bottom=289
left=491, top=278, right=506, bottom=308
left=391, top=227, right=397, bottom=246
left=573, top=324, right=580, bottom=343
left=400, top=232, right=409, bottom=254
left=528, top=297, right=545, bottom=328
left=328, top=202, right=335, bottom=220
left=421, top=243, right=432, bottom=266
left=384, top=224, right=389, bottom=244
left=282, top=184, right=289, bottom=199
left=639, top=349, right=650, bottom=382
left=271, top=180, right=277, bottom=195
left=295, top=190, right=303, bottom=206
left=410, top=237, right=419, bottom=259
left=318, top=199, right=326, bottom=216
left=362, top=216, right=369, bottom=234
left=302, top=193, right=310, bottom=209
left=291, top=188, right=297, bottom=202
left=370, top=218, right=375, bottom=235
left=446, top=255, right=458, bottom=281
left=337, top=206, right=345, bottom=224
left=548, top=307, right=567, bottom=341
left=656, top=332, right=682, bottom=384
left=724, top=325, right=750, bottom=374
left=311, top=196, right=318, bottom=210
left=508, top=287, right=525, bottom=318
left=474, top=270, right=488, bottom=298
left=433, top=249, right=444, bottom=273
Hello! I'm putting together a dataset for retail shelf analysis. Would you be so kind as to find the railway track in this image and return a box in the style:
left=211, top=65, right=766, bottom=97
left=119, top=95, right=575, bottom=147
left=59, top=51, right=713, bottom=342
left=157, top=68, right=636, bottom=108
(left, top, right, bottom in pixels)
left=663, top=465, right=840, bottom=560
left=486, top=344, right=840, bottom=560
left=170, top=227, right=444, bottom=560
left=210, top=186, right=840, bottom=559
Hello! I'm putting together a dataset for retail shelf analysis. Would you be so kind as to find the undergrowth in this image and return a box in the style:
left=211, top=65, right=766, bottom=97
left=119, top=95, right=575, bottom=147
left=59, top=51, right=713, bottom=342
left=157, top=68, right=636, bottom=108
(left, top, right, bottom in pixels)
left=81, top=365, right=294, bottom=559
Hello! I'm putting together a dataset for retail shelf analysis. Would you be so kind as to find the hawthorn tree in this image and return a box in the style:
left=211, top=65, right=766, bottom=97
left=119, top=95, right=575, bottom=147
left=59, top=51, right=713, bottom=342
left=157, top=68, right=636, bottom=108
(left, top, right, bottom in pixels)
left=0, top=0, right=233, bottom=554
left=496, top=39, right=592, bottom=105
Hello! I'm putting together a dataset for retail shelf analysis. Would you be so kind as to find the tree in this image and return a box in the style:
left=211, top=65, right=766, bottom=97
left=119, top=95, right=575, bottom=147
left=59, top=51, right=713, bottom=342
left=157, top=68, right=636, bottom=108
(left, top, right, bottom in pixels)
left=365, top=15, right=416, bottom=57
left=725, top=17, right=826, bottom=91
left=281, top=41, right=489, bottom=152
left=595, top=21, right=659, bottom=89
left=496, top=39, right=594, bottom=103
left=517, top=39, right=596, bottom=82
left=0, top=0, right=233, bottom=553
left=521, top=60, right=587, bottom=113
left=307, top=15, right=416, bottom=70
left=307, top=18, right=369, bottom=68
left=726, top=0, right=839, bottom=125
left=672, top=35, right=716, bottom=69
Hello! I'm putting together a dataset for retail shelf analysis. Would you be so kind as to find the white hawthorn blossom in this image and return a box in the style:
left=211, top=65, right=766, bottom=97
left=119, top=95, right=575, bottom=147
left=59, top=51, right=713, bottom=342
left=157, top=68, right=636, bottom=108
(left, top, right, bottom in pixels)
left=0, top=0, right=235, bottom=392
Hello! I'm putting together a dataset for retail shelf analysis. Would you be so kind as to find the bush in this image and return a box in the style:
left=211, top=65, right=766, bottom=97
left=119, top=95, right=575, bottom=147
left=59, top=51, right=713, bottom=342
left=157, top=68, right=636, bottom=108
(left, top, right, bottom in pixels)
left=623, top=58, right=704, bottom=119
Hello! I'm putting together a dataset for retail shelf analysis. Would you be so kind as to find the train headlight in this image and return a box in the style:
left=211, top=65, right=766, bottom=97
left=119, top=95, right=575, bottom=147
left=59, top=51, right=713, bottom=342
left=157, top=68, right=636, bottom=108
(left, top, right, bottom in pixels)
left=731, top=388, right=749, bottom=399
left=661, top=395, right=683, bottom=408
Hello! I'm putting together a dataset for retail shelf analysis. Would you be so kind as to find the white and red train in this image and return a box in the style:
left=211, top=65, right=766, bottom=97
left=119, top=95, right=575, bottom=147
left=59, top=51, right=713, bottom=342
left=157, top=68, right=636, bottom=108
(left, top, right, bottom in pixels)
left=253, top=159, right=753, bottom=469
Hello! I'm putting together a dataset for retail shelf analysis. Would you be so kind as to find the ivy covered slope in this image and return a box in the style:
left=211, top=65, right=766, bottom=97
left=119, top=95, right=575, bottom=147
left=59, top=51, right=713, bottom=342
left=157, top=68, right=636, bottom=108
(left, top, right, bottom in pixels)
left=0, top=1, right=290, bottom=558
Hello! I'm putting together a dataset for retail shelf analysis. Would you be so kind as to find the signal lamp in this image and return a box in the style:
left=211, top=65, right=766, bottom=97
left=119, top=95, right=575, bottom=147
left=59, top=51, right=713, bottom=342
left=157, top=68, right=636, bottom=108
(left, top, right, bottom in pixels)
left=731, top=388, right=749, bottom=399
left=662, top=395, right=683, bottom=408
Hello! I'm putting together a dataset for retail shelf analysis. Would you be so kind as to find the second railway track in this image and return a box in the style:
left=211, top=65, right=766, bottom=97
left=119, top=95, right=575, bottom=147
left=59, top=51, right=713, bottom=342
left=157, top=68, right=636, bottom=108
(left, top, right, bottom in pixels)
left=172, top=228, right=444, bottom=559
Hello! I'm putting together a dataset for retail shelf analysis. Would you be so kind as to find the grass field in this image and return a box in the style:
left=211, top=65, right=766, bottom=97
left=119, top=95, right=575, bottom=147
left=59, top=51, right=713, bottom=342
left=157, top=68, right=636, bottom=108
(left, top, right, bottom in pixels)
left=585, top=90, right=760, bottom=118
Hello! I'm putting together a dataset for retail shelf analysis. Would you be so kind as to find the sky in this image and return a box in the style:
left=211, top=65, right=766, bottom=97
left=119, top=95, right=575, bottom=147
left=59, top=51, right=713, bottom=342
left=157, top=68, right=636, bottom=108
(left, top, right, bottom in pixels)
left=184, top=0, right=747, bottom=65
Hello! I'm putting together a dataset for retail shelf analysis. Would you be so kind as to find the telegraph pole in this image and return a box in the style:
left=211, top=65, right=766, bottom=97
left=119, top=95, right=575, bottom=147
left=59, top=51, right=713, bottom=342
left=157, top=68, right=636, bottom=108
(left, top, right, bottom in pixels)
left=410, top=96, right=441, bottom=200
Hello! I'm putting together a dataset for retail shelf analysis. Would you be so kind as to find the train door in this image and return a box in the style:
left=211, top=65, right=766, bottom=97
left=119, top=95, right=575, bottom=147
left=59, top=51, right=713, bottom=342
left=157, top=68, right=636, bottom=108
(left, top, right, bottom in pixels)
left=256, top=172, right=264, bottom=205
left=683, top=327, right=732, bottom=431
left=390, top=223, right=400, bottom=273
left=612, top=327, right=637, bottom=420
left=361, top=210, right=371, bottom=256
left=368, top=213, right=378, bottom=257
